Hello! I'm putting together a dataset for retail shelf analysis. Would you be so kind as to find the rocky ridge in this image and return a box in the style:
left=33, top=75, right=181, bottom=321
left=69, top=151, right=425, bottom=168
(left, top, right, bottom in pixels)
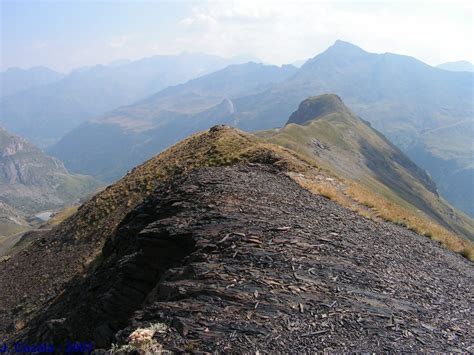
left=0, top=125, right=472, bottom=352
left=10, top=164, right=474, bottom=353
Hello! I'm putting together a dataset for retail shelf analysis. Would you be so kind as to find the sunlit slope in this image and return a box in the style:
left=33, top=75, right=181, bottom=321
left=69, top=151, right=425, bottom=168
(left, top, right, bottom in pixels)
left=258, top=95, right=474, bottom=242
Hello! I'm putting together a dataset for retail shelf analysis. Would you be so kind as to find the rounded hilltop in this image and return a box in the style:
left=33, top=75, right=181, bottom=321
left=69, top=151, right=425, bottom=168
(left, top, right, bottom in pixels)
left=286, top=94, right=349, bottom=125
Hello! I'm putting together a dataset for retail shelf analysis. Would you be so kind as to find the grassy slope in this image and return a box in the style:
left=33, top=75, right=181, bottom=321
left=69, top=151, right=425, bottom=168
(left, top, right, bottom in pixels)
left=0, top=201, right=30, bottom=240
left=0, top=202, right=31, bottom=256
left=257, top=110, right=474, bottom=256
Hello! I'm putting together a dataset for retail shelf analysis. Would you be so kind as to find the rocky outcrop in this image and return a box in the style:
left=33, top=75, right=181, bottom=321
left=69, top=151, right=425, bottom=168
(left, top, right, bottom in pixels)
left=0, top=128, right=67, bottom=185
left=10, top=164, right=473, bottom=353
left=0, top=127, right=99, bottom=215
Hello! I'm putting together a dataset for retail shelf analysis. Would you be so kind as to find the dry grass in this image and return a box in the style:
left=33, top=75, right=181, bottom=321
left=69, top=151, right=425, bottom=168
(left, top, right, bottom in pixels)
left=287, top=157, right=474, bottom=261
left=295, top=177, right=346, bottom=205
left=44, top=206, right=79, bottom=227
left=346, top=183, right=474, bottom=260
left=310, top=182, right=339, bottom=200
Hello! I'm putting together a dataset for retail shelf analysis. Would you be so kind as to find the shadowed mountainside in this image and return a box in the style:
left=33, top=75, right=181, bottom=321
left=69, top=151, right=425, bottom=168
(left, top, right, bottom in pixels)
left=0, top=53, right=260, bottom=146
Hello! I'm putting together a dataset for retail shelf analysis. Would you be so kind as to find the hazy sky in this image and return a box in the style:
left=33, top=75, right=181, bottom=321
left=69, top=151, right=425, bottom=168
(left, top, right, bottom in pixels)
left=1, top=0, right=473, bottom=72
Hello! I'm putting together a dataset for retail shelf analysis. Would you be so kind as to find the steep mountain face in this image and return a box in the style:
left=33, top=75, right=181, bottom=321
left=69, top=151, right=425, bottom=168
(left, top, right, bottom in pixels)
left=0, top=126, right=472, bottom=353
left=0, top=127, right=100, bottom=215
left=0, top=53, right=255, bottom=146
left=0, top=66, right=63, bottom=98
left=50, top=63, right=297, bottom=181
left=406, top=131, right=473, bottom=217
left=437, top=60, right=474, bottom=72
left=50, top=42, right=473, bottom=216
left=259, top=95, right=473, bottom=241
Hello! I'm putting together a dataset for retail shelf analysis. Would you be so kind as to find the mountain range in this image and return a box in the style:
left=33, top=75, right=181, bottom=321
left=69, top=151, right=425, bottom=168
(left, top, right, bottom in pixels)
left=0, top=53, right=257, bottom=146
left=50, top=62, right=297, bottom=180
left=0, top=66, right=63, bottom=98
left=49, top=41, right=473, bottom=216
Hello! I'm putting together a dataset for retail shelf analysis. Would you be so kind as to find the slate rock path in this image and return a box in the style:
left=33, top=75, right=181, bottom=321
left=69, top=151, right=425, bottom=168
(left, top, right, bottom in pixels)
left=10, top=164, right=474, bottom=352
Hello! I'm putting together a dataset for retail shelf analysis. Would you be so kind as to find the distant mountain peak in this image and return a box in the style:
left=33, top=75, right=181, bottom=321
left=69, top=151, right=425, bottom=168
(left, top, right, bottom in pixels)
left=299, top=40, right=370, bottom=71
left=437, top=60, right=474, bottom=72
left=333, top=39, right=360, bottom=48
left=286, top=94, right=348, bottom=125
left=326, top=40, right=368, bottom=55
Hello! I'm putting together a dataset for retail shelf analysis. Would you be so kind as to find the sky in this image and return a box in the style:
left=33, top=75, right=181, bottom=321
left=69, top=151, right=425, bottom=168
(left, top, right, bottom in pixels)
left=1, top=0, right=473, bottom=72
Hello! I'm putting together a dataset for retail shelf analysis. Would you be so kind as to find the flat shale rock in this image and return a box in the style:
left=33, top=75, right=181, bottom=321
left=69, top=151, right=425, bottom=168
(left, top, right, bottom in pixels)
left=6, top=165, right=474, bottom=352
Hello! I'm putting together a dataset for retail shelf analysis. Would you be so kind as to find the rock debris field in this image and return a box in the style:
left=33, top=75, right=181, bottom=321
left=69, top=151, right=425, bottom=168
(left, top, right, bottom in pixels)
left=4, top=164, right=474, bottom=352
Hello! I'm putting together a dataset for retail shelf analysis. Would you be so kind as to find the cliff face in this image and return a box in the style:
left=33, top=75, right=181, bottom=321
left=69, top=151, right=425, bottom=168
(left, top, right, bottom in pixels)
left=0, top=128, right=68, bottom=185
left=0, top=128, right=99, bottom=215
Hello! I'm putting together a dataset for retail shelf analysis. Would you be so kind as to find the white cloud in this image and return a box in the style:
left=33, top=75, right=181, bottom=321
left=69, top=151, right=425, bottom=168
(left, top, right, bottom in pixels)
left=4, top=0, right=472, bottom=71
left=174, top=0, right=474, bottom=66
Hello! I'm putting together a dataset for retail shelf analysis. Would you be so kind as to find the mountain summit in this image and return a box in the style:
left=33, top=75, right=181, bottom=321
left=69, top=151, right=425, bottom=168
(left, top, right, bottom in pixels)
left=330, top=39, right=367, bottom=52
left=287, top=94, right=348, bottom=125
left=308, top=39, right=371, bottom=63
